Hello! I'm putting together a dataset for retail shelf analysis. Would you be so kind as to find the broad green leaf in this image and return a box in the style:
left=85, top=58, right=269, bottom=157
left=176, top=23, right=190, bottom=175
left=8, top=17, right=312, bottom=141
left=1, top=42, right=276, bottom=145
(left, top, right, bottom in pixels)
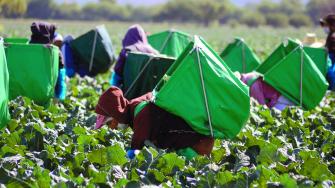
left=156, top=153, right=185, bottom=175
left=87, top=144, right=127, bottom=166
left=215, top=171, right=235, bottom=185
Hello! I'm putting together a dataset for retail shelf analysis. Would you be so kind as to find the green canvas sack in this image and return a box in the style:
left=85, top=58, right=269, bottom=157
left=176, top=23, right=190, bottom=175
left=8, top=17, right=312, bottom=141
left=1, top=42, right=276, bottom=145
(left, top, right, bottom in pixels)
left=148, top=29, right=192, bottom=58
left=257, top=39, right=328, bottom=110
left=122, top=52, right=175, bottom=99
left=5, top=43, right=59, bottom=106
left=0, top=40, right=10, bottom=128
left=220, top=38, right=261, bottom=73
left=153, top=36, right=250, bottom=139
left=70, top=25, right=116, bottom=76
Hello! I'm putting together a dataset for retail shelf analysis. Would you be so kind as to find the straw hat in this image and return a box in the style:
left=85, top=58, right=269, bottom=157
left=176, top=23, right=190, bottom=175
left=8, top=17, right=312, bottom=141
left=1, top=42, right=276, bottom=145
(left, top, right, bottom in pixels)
left=303, top=33, right=324, bottom=48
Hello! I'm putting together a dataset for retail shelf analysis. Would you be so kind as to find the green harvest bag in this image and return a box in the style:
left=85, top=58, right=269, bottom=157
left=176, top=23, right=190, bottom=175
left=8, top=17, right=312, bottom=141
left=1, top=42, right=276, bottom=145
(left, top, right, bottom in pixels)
left=220, top=38, right=261, bottom=73
left=153, top=36, right=250, bottom=139
left=257, top=39, right=300, bottom=74
left=257, top=38, right=329, bottom=76
left=0, top=41, right=10, bottom=128
left=262, top=46, right=328, bottom=110
left=122, top=52, right=175, bottom=100
left=4, top=38, right=29, bottom=44
left=148, top=29, right=192, bottom=58
left=70, top=25, right=116, bottom=76
left=5, top=43, right=59, bottom=106
left=303, top=46, right=330, bottom=76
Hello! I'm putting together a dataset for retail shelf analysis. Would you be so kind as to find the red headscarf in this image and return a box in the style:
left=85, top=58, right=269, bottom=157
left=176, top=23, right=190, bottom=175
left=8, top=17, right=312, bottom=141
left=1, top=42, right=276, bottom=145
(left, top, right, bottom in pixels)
left=95, top=87, right=152, bottom=124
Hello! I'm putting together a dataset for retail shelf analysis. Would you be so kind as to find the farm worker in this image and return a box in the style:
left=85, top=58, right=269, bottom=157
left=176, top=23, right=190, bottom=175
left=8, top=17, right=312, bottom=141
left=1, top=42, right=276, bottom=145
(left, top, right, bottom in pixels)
left=61, top=35, right=76, bottom=77
left=236, top=72, right=295, bottom=111
left=320, top=14, right=335, bottom=89
left=60, top=35, right=89, bottom=78
left=95, top=87, right=214, bottom=160
left=110, top=24, right=158, bottom=87
left=29, top=21, right=67, bottom=100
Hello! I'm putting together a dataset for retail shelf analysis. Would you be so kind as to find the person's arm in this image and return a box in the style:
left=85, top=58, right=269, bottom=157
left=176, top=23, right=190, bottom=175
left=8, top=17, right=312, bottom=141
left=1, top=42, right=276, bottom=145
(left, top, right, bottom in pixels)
left=249, top=80, right=267, bottom=105
left=192, top=138, right=214, bottom=156
left=130, top=105, right=153, bottom=150
left=131, top=119, right=152, bottom=150
left=110, top=72, right=122, bottom=87
left=177, top=137, right=215, bottom=160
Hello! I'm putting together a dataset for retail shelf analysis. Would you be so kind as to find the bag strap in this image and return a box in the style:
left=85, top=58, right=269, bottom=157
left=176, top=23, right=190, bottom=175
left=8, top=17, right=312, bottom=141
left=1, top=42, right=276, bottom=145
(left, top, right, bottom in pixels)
left=299, top=47, right=304, bottom=108
left=134, top=101, right=149, bottom=118
left=89, top=29, right=98, bottom=72
left=195, top=47, right=214, bottom=138
left=159, top=31, right=173, bottom=53
left=238, top=39, right=247, bottom=73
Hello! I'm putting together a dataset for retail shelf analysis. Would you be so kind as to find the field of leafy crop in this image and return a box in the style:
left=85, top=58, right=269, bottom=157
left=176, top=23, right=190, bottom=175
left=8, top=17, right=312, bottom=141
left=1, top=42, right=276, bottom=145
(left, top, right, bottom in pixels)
left=0, top=19, right=334, bottom=187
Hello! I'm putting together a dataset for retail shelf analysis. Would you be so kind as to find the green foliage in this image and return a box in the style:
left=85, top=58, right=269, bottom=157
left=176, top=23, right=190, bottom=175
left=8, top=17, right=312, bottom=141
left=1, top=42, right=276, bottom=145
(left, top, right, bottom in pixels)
left=87, top=144, right=127, bottom=166
left=0, top=21, right=334, bottom=186
left=240, top=11, right=266, bottom=27
left=289, top=13, right=313, bottom=28
left=0, top=0, right=27, bottom=18
left=0, top=0, right=323, bottom=28
left=81, top=2, right=130, bottom=21
left=265, top=13, right=290, bottom=28
left=307, top=0, right=335, bottom=24
left=1, top=68, right=335, bottom=187
left=26, top=0, right=56, bottom=19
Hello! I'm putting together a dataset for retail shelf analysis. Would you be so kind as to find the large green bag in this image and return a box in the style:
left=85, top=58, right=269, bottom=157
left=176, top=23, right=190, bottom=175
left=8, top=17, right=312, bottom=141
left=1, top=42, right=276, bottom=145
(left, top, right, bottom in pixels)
left=5, top=43, right=59, bottom=106
left=70, top=25, right=116, bottom=76
left=0, top=41, right=10, bottom=128
left=220, top=38, right=261, bottom=73
left=148, top=29, right=192, bottom=58
left=122, top=52, right=175, bottom=100
left=257, top=39, right=300, bottom=74
left=153, top=36, right=250, bottom=139
left=303, top=46, right=330, bottom=76
left=257, top=38, right=329, bottom=76
left=258, top=39, right=328, bottom=110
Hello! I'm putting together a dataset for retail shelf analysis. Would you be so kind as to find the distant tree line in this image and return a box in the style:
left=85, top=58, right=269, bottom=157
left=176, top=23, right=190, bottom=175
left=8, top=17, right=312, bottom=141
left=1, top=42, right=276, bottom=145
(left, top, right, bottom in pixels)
left=0, top=0, right=335, bottom=27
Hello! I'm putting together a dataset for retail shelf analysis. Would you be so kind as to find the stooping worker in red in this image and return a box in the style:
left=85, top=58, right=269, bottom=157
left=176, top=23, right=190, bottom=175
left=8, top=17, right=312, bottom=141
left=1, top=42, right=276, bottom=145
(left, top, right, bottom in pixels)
left=94, top=87, right=214, bottom=159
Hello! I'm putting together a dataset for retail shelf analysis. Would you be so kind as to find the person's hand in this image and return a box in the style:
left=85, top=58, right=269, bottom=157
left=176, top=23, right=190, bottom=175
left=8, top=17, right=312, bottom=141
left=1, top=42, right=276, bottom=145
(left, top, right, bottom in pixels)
left=108, top=119, right=119, bottom=129
left=95, top=114, right=113, bottom=129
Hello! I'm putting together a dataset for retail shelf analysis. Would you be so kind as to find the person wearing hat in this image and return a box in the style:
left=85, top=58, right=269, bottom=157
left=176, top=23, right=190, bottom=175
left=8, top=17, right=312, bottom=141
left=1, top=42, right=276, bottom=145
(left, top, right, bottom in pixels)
left=320, top=14, right=335, bottom=60
left=320, top=14, right=335, bottom=89
left=94, top=87, right=214, bottom=160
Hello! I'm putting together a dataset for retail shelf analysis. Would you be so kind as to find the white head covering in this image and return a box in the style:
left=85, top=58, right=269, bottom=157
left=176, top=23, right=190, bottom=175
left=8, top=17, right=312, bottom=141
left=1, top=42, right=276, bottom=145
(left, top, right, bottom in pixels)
left=53, top=33, right=63, bottom=42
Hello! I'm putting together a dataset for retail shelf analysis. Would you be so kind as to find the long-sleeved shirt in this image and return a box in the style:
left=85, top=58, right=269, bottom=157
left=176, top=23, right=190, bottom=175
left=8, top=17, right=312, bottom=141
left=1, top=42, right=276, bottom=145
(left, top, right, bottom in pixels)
left=95, top=87, right=214, bottom=155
